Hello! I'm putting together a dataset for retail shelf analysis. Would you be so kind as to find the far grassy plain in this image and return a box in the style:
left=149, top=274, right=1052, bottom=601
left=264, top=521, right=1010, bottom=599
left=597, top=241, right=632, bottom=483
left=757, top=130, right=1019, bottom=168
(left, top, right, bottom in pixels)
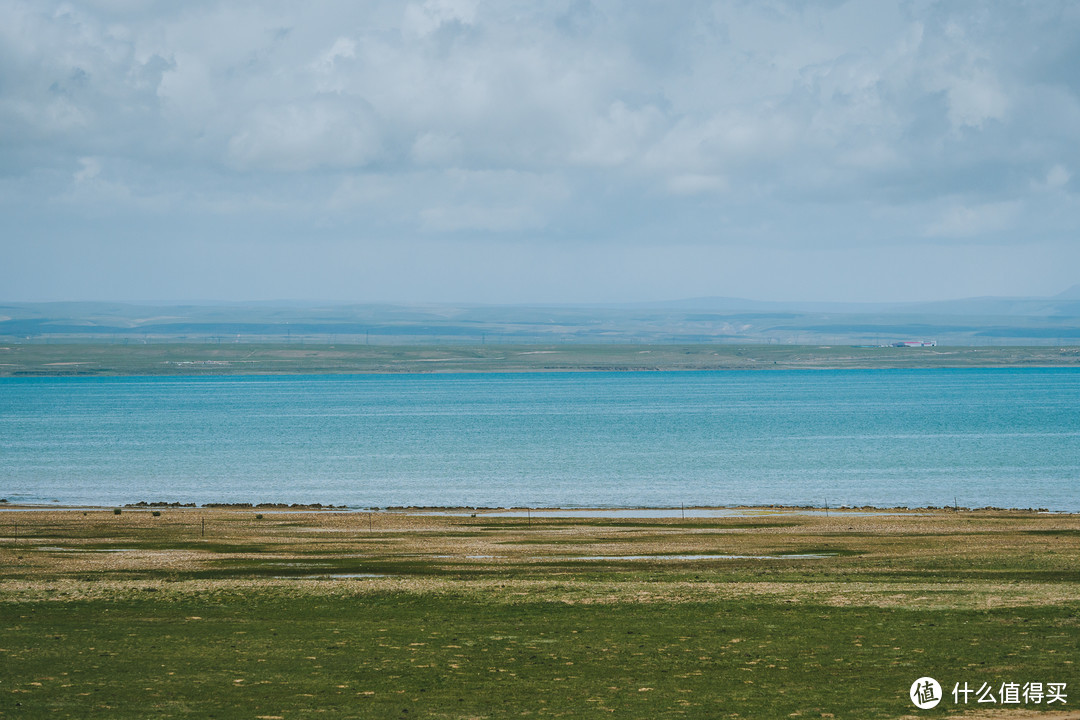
left=2, top=509, right=1077, bottom=718
left=2, top=342, right=1080, bottom=376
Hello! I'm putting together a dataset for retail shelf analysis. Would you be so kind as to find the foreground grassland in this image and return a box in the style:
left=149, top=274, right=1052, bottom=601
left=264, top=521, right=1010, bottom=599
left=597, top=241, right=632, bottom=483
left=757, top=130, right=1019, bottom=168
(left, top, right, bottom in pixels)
left=1, top=509, right=1078, bottom=718
left=2, top=343, right=1080, bottom=376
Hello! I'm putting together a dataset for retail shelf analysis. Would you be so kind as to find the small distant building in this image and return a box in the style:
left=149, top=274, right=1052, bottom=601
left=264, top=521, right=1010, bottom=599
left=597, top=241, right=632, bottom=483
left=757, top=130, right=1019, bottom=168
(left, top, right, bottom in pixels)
left=891, top=340, right=936, bottom=347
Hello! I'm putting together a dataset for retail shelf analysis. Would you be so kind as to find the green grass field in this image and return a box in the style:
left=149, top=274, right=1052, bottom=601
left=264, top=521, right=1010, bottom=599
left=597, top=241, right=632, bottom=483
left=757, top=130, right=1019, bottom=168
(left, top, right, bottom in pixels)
left=2, top=509, right=1077, bottom=718
left=2, top=342, right=1080, bottom=376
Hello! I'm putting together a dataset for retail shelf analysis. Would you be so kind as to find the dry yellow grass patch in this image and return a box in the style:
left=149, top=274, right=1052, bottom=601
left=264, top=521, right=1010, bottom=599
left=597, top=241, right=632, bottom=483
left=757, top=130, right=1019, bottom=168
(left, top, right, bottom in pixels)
left=2, top=506, right=1078, bottom=610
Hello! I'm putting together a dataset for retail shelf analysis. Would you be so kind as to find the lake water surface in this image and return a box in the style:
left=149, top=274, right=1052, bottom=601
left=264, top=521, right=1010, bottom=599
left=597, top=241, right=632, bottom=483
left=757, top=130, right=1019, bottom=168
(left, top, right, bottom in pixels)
left=1, top=369, right=1078, bottom=510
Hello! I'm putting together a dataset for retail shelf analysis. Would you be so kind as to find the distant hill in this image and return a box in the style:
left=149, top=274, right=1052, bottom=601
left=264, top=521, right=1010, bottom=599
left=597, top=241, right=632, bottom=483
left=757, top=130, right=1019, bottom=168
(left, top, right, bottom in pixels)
left=637, top=293, right=1080, bottom=318
left=1055, top=283, right=1080, bottom=300
left=2, top=291, right=1080, bottom=346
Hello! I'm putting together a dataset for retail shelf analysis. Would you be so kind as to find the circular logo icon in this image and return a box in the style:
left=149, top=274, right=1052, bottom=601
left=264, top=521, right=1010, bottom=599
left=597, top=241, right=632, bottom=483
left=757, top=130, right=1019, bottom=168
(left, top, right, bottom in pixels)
left=910, top=677, right=942, bottom=709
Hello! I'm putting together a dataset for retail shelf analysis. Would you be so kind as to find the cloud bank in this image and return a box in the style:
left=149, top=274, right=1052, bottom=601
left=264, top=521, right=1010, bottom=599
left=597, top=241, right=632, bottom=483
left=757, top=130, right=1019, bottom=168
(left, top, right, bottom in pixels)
left=2, top=0, right=1079, bottom=302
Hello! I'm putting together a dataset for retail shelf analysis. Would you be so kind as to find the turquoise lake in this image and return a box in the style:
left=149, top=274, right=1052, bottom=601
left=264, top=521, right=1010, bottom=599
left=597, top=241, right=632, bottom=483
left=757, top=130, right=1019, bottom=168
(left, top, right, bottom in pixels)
left=1, top=369, right=1078, bottom=510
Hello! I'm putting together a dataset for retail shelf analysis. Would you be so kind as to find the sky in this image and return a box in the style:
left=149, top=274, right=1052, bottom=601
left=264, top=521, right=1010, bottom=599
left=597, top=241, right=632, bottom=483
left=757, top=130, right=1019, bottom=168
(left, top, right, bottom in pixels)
left=2, top=0, right=1079, bottom=305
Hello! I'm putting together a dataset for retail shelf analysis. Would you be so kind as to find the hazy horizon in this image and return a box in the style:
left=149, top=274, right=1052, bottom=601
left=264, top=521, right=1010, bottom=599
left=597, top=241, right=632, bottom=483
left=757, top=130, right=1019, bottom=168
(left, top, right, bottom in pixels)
left=3, top=1, right=1079, bottom=304
left=3, top=282, right=1080, bottom=309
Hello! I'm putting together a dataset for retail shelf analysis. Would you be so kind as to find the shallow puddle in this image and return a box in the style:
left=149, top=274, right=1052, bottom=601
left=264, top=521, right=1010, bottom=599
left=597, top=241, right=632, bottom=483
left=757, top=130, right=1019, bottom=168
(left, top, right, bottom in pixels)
left=424, top=508, right=912, bottom=519
left=550, top=553, right=837, bottom=561
left=272, top=573, right=386, bottom=579
left=35, top=546, right=139, bottom=553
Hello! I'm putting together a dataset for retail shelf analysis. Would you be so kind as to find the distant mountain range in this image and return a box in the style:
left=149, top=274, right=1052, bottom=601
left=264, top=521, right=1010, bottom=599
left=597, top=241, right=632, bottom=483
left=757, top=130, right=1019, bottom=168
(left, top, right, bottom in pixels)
left=633, top=284, right=1080, bottom=317
left=2, top=289, right=1080, bottom=346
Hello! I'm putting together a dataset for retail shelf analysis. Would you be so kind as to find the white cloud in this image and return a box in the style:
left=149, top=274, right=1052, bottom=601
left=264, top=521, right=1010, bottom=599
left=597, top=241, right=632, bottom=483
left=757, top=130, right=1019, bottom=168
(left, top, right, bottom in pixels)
left=420, top=204, right=543, bottom=233
left=74, top=156, right=101, bottom=182
left=1038, top=164, right=1072, bottom=191
left=415, top=168, right=568, bottom=232
left=327, top=174, right=397, bottom=211
left=411, top=132, right=463, bottom=167
left=403, top=0, right=478, bottom=37
left=569, top=101, right=665, bottom=168
left=156, top=53, right=216, bottom=123
left=666, top=174, right=729, bottom=196
left=227, top=101, right=382, bottom=172
left=942, top=70, right=1009, bottom=129
left=925, top=201, right=1021, bottom=239
left=4, top=0, right=1080, bottom=302
left=315, top=37, right=356, bottom=70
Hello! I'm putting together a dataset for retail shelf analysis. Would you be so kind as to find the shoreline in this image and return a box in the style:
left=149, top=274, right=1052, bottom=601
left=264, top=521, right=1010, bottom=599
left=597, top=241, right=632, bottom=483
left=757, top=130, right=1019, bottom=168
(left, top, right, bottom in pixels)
left=3, top=342, right=1080, bottom=377
left=1, top=501, right=1072, bottom=516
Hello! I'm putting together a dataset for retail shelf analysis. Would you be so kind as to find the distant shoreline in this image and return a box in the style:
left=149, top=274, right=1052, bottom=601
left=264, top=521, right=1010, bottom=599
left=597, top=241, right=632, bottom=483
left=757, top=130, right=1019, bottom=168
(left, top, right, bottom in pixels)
left=2, top=342, right=1079, bottom=376
left=1, top=502, right=1070, bottom=516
